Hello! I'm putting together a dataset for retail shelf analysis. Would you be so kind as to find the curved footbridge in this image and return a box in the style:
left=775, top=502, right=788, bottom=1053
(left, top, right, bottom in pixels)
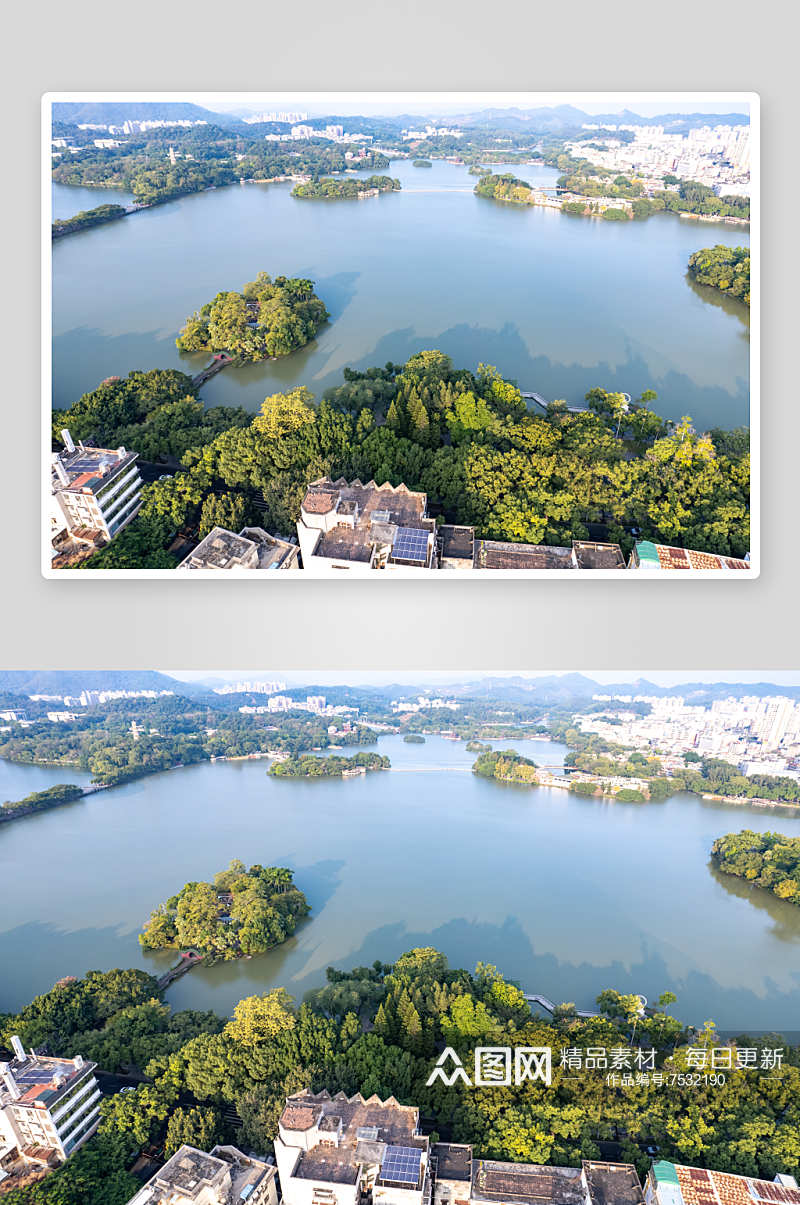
left=523, top=992, right=601, bottom=1019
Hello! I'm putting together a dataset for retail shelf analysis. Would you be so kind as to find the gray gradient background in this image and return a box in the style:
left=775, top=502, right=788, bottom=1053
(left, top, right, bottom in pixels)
left=1, top=0, right=794, bottom=675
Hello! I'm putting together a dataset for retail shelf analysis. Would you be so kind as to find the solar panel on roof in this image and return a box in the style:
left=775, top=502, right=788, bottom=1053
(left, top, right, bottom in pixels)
left=17, top=1070, right=54, bottom=1085
left=392, top=527, right=429, bottom=563
left=381, top=1146, right=422, bottom=1184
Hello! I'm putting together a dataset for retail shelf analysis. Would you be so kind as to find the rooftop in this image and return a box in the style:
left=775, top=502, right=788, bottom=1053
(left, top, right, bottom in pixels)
left=303, top=478, right=427, bottom=527
left=295, top=1147, right=361, bottom=1185
left=146, top=1145, right=229, bottom=1202
left=572, top=541, right=626, bottom=570
left=239, top=527, right=298, bottom=569
left=634, top=541, right=750, bottom=571
left=282, top=1090, right=420, bottom=1150
left=0, top=1050, right=94, bottom=1110
left=52, top=445, right=137, bottom=495
left=439, top=525, right=475, bottom=561
left=432, top=1143, right=472, bottom=1183
left=178, top=527, right=257, bottom=570
left=471, top=1160, right=585, bottom=1205
left=474, top=541, right=575, bottom=570
left=672, top=1165, right=800, bottom=1205
left=301, top=478, right=435, bottom=566
left=315, top=528, right=374, bottom=564
left=584, top=1161, right=646, bottom=1205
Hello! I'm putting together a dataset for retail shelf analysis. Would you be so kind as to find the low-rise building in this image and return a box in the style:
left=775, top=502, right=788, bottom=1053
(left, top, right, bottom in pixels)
left=432, top=1143, right=472, bottom=1205
left=178, top=527, right=299, bottom=571
left=438, top=526, right=475, bottom=571
left=572, top=541, right=627, bottom=570
left=584, top=1162, right=646, bottom=1205
left=275, top=1089, right=431, bottom=1205
left=51, top=431, right=143, bottom=553
left=125, top=1143, right=278, bottom=1205
left=629, top=540, right=750, bottom=571
left=0, top=1037, right=101, bottom=1166
left=473, top=541, right=576, bottom=570
left=471, top=1159, right=586, bottom=1205
left=297, top=478, right=438, bottom=572
left=644, top=1161, right=799, bottom=1205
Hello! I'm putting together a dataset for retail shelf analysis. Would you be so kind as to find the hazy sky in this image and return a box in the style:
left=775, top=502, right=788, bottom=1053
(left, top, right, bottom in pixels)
left=162, top=670, right=798, bottom=688
left=169, top=91, right=751, bottom=120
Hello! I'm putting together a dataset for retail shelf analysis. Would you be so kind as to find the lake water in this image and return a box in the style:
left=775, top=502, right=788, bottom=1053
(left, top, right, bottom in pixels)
left=52, top=160, right=750, bottom=430
left=2, top=736, right=797, bottom=1034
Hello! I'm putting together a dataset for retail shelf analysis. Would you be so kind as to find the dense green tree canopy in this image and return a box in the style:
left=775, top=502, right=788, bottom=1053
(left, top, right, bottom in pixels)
left=712, top=830, right=800, bottom=904
left=65, top=353, right=749, bottom=570
left=688, top=245, right=750, bottom=306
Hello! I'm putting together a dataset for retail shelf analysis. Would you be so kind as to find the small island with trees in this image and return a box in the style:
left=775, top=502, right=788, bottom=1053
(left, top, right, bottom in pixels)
left=175, top=272, right=329, bottom=363
left=1, top=782, right=88, bottom=823
left=268, top=751, right=390, bottom=778
left=52, top=203, right=129, bottom=238
left=291, top=175, right=401, bottom=199
left=688, top=244, right=750, bottom=306
left=139, top=860, right=311, bottom=960
left=473, top=748, right=539, bottom=783
left=403, top=734, right=425, bottom=744
left=712, top=829, right=800, bottom=905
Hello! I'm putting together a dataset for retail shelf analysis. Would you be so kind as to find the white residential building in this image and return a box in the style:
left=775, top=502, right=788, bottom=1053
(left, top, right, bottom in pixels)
left=178, top=527, right=300, bottom=571
left=124, top=1143, right=278, bottom=1205
left=51, top=431, right=143, bottom=553
left=0, top=1037, right=101, bottom=1165
left=297, top=478, right=438, bottom=573
left=275, top=1090, right=431, bottom=1205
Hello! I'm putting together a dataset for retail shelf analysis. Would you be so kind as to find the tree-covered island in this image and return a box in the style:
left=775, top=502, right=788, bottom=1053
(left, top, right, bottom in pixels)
left=267, top=751, right=390, bottom=777
left=52, top=203, right=129, bottom=238
left=291, top=174, right=401, bottom=198
left=139, top=860, right=311, bottom=959
left=688, top=244, right=750, bottom=306
left=0, top=783, right=87, bottom=822
left=475, top=170, right=750, bottom=226
left=712, top=830, right=800, bottom=904
left=175, top=272, right=329, bottom=363
left=473, top=748, right=539, bottom=783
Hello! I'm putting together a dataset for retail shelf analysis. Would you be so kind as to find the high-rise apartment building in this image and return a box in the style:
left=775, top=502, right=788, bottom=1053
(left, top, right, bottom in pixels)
left=0, top=1037, right=101, bottom=1165
left=51, top=430, right=143, bottom=553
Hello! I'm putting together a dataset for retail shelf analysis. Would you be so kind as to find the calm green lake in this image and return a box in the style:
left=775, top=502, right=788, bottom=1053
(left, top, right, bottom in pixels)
left=2, top=735, right=797, bottom=1032
left=52, top=160, right=750, bottom=430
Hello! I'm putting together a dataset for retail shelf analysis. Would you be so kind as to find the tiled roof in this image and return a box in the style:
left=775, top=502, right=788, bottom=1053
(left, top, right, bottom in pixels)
left=675, top=1166, right=800, bottom=1205
left=282, top=1106, right=318, bottom=1130
left=304, top=492, right=339, bottom=514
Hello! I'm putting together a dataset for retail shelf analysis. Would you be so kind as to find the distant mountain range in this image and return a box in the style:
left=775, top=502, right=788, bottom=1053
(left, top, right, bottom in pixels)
left=370, top=675, right=800, bottom=704
left=51, top=101, right=246, bottom=129
left=0, top=671, right=791, bottom=707
left=51, top=100, right=748, bottom=135
left=0, top=670, right=207, bottom=698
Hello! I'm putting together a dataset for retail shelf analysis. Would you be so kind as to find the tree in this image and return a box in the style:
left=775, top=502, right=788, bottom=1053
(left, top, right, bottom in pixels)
left=165, top=1105, right=226, bottom=1158
left=199, top=492, right=254, bottom=538
left=253, top=387, right=317, bottom=442
left=226, top=988, right=297, bottom=1047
